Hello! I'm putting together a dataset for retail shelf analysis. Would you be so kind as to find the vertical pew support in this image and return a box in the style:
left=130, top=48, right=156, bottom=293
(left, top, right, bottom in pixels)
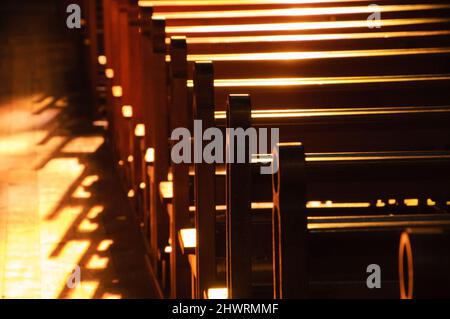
left=226, top=94, right=253, bottom=298
left=272, top=144, right=308, bottom=298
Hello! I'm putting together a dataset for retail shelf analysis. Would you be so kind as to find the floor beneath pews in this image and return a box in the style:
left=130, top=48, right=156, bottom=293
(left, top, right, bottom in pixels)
left=0, top=0, right=157, bottom=299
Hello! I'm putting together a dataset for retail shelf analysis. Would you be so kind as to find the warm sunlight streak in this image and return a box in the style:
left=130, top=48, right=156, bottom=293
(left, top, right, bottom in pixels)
left=154, top=4, right=450, bottom=20
left=214, top=106, right=450, bottom=120
left=82, top=175, right=100, bottom=187
left=166, top=18, right=450, bottom=34
left=38, top=158, right=85, bottom=218
left=307, top=152, right=450, bottom=162
left=251, top=202, right=273, bottom=209
left=61, top=136, right=104, bottom=154
left=160, top=181, right=174, bottom=199
left=176, top=47, right=450, bottom=62
left=140, top=0, right=372, bottom=7
left=376, top=200, right=386, bottom=207
left=145, top=148, right=155, bottom=163
left=172, top=30, right=450, bottom=44
left=122, top=105, right=133, bottom=118
left=40, top=240, right=91, bottom=299
left=78, top=218, right=99, bottom=233
left=105, top=68, right=114, bottom=79
left=428, top=199, right=436, bottom=206
left=0, top=49, right=149, bottom=298
left=101, top=292, right=123, bottom=299
left=306, top=201, right=371, bottom=208
left=0, top=131, right=48, bottom=155
left=135, top=123, right=146, bottom=137
left=180, top=228, right=196, bottom=249
left=87, top=205, right=105, bottom=219
left=93, top=120, right=109, bottom=129
left=97, top=240, right=114, bottom=252
left=98, top=55, right=107, bottom=65
left=64, top=281, right=100, bottom=299
left=72, top=185, right=92, bottom=199
left=112, top=85, right=123, bottom=97
left=187, top=74, right=450, bottom=88
left=404, top=199, right=419, bottom=206
left=308, top=218, right=450, bottom=230
left=86, top=255, right=109, bottom=270
left=40, top=206, right=84, bottom=246
left=207, top=287, right=228, bottom=299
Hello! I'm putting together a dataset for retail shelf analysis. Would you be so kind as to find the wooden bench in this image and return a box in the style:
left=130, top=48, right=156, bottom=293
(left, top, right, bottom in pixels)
left=97, top=0, right=450, bottom=298
left=271, top=143, right=450, bottom=298
left=198, top=98, right=450, bottom=297
left=162, top=6, right=450, bottom=297
left=181, top=35, right=450, bottom=295
left=176, top=132, right=450, bottom=298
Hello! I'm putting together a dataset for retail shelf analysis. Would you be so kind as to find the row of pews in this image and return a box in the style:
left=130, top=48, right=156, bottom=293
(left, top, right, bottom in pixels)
left=83, top=0, right=450, bottom=298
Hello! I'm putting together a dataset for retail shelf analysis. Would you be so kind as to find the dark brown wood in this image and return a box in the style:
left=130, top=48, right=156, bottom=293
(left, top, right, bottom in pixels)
left=169, top=37, right=191, bottom=298
left=82, top=0, right=101, bottom=112
left=305, top=151, right=450, bottom=202
left=150, top=17, right=170, bottom=277
left=118, top=0, right=133, bottom=188
left=400, top=229, right=450, bottom=298
left=193, top=61, right=216, bottom=298
left=128, top=4, right=146, bottom=214
left=138, top=5, right=154, bottom=256
left=272, top=144, right=308, bottom=298
left=226, top=94, right=252, bottom=298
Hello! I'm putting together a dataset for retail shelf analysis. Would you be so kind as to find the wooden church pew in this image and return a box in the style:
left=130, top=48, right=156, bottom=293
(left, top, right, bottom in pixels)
left=145, top=0, right=450, bottom=185
left=163, top=11, right=445, bottom=298
left=170, top=30, right=450, bottom=55
left=166, top=10, right=450, bottom=298
left=140, top=0, right=450, bottom=13
left=272, top=143, right=450, bottom=298
left=183, top=23, right=446, bottom=296
left=177, top=137, right=450, bottom=298
left=100, top=0, right=450, bottom=298
left=104, top=0, right=450, bottom=200
left=152, top=2, right=450, bottom=26
left=180, top=31, right=448, bottom=296
left=220, top=100, right=450, bottom=298
left=163, top=18, right=450, bottom=38
left=106, top=0, right=450, bottom=207
left=101, top=2, right=167, bottom=288
left=171, top=89, right=450, bottom=298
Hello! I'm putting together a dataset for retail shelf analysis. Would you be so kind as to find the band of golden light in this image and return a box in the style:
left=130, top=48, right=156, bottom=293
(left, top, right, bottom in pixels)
left=154, top=4, right=450, bottom=20
left=186, top=74, right=450, bottom=87
left=140, top=0, right=368, bottom=7
left=306, top=153, right=450, bottom=162
left=274, top=151, right=450, bottom=162
left=166, top=47, right=450, bottom=62
left=213, top=106, right=450, bottom=119
left=180, top=214, right=450, bottom=248
left=166, top=18, right=450, bottom=34
left=308, top=219, right=450, bottom=230
left=167, top=30, right=450, bottom=44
